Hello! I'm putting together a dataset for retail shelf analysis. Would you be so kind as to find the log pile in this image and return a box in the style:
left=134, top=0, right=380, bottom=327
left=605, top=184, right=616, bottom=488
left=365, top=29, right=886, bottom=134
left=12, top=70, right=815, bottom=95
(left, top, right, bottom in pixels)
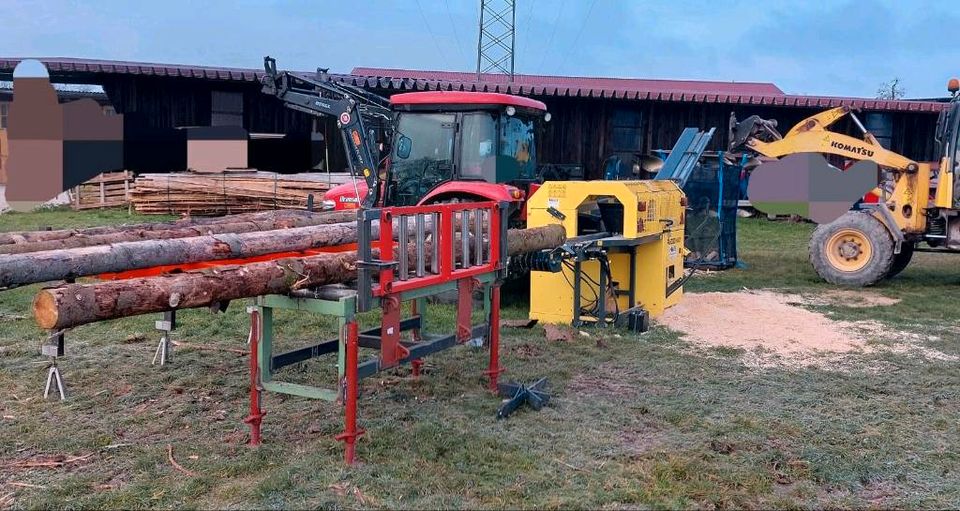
left=33, top=224, right=566, bottom=330
left=71, top=171, right=134, bottom=210
left=0, top=207, right=567, bottom=330
left=130, top=171, right=334, bottom=215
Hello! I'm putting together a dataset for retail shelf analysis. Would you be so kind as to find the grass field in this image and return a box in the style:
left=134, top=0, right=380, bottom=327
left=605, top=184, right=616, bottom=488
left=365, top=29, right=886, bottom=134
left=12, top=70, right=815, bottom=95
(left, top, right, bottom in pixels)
left=1, top=208, right=958, bottom=509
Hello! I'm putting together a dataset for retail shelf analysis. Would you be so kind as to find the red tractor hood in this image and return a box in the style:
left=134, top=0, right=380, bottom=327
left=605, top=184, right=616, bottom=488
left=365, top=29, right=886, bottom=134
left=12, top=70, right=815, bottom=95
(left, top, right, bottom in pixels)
left=323, top=181, right=368, bottom=210
left=322, top=180, right=525, bottom=210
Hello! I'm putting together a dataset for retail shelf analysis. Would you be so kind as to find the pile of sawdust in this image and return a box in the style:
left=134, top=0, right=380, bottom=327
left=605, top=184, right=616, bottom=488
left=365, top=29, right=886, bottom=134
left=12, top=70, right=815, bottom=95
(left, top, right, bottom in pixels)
left=801, top=289, right=901, bottom=308
left=657, top=291, right=867, bottom=356
left=657, top=290, right=953, bottom=368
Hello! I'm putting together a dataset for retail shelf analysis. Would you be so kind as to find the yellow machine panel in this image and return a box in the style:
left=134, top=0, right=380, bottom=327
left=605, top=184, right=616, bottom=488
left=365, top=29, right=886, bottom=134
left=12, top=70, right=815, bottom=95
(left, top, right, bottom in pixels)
left=526, top=180, right=686, bottom=326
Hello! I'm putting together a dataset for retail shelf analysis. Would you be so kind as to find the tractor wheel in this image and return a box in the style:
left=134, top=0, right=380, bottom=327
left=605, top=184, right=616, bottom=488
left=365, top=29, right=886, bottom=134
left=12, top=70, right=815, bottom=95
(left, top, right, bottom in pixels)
left=885, top=242, right=915, bottom=280
left=809, top=211, right=895, bottom=287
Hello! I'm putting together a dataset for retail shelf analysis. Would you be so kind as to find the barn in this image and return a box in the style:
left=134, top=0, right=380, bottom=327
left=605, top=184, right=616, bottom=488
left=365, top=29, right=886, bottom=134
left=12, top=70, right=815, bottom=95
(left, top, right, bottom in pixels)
left=0, top=57, right=948, bottom=178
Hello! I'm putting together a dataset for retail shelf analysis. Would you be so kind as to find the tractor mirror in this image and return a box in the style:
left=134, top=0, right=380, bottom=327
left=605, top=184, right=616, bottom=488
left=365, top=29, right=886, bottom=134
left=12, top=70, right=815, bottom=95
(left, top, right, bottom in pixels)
left=396, top=135, right=412, bottom=159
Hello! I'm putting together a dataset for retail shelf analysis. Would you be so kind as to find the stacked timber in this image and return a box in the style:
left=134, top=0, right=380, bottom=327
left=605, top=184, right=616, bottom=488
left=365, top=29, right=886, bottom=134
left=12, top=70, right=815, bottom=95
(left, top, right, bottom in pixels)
left=71, top=171, right=134, bottom=210
left=130, top=171, right=334, bottom=215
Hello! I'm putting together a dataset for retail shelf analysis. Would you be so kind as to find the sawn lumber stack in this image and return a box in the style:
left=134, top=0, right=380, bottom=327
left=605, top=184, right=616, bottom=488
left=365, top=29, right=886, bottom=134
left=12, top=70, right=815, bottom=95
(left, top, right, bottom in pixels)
left=130, top=171, right=335, bottom=215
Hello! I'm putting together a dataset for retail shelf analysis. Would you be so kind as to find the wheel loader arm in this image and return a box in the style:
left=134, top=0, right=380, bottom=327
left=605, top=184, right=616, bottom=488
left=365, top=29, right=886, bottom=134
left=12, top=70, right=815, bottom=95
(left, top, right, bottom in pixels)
left=734, top=105, right=919, bottom=172
left=745, top=130, right=918, bottom=171
left=783, top=106, right=850, bottom=138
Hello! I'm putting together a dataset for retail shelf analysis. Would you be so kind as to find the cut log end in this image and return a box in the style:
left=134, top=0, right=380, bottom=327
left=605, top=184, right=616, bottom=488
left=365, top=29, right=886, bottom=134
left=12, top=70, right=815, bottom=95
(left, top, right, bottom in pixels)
left=32, top=291, right=59, bottom=330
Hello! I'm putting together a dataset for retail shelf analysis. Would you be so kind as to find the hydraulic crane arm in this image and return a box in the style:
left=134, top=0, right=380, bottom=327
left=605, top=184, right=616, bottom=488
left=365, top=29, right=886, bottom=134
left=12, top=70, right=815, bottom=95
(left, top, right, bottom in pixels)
left=261, top=57, right=393, bottom=208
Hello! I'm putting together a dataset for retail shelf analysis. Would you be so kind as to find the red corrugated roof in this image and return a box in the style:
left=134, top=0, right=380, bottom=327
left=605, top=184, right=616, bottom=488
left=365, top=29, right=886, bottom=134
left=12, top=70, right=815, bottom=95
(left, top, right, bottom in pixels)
left=348, top=67, right=947, bottom=113
left=352, top=67, right=785, bottom=96
left=0, top=57, right=265, bottom=82
left=0, top=57, right=947, bottom=113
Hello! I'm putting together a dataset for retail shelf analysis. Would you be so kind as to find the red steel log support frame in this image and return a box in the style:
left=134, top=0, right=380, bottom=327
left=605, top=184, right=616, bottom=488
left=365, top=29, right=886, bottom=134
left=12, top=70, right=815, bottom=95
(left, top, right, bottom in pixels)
left=246, top=201, right=508, bottom=464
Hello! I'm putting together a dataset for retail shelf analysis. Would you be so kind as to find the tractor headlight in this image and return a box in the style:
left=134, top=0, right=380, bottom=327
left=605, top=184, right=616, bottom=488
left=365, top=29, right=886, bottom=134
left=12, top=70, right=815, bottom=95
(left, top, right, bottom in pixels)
left=321, top=199, right=337, bottom=211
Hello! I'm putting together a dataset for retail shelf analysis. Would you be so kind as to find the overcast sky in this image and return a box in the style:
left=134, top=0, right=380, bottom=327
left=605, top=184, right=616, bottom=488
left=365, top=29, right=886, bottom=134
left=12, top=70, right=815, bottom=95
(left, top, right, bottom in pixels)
left=4, top=0, right=957, bottom=98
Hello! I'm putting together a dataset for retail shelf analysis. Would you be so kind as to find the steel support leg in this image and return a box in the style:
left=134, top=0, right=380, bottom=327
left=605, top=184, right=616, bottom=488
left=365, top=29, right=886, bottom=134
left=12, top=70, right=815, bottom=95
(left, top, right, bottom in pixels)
left=335, top=321, right=364, bottom=464
left=43, top=362, right=66, bottom=401
left=244, top=307, right=266, bottom=446
left=456, top=278, right=476, bottom=343
left=485, top=285, right=504, bottom=392
left=152, top=310, right=176, bottom=366
left=410, top=300, right=423, bottom=378
left=41, top=332, right=66, bottom=400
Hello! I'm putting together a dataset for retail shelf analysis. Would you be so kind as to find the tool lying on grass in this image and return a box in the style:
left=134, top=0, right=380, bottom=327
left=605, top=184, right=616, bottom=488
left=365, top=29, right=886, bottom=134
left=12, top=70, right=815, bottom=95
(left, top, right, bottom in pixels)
left=497, top=378, right=551, bottom=419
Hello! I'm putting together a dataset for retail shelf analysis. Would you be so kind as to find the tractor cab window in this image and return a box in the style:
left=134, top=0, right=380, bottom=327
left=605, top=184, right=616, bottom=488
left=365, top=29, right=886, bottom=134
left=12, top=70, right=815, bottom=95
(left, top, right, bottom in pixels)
left=499, top=114, right=537, bottom=181
left=389, top=112, right=456, bottom=205
left=459, top=112, right=497, bottom=180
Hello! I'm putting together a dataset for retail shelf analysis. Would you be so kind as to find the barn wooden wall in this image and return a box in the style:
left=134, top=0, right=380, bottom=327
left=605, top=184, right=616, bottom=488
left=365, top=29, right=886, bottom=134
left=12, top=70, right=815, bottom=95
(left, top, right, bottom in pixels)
left=535, top=96, right=941, bottom=179
left=97, top=76, right=941, bottom=179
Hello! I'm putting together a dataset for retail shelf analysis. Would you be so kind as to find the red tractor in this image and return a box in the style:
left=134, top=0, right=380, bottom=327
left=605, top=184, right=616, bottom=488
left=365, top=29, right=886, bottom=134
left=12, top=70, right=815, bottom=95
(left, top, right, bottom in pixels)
left=262, top=58, right=551, bottom=217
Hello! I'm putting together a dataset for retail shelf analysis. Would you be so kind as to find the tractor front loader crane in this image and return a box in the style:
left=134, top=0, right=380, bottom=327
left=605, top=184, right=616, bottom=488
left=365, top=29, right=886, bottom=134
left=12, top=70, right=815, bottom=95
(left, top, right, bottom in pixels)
left=261, top=57, right=393, bottom=208
left=730, top=79, right=960, bottom=286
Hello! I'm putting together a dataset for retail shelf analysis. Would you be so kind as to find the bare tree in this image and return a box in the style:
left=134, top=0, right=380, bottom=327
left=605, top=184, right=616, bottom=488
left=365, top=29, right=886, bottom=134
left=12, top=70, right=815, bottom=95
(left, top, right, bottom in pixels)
left=877, top=78, right=906, bottom=100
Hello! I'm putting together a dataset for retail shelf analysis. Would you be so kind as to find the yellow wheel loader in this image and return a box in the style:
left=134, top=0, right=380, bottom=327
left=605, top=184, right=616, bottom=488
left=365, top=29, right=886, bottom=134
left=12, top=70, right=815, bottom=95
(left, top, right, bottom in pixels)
left=730, top=79, right=960, bottom=286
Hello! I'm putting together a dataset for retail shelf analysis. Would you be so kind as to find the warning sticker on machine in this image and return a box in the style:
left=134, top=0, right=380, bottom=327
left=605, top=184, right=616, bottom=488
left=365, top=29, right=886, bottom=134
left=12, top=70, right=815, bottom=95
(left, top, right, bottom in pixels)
left=547, top=183, right=567, bottom=197
left=669, top=245, right=679, bottom=259
left=548, top=198, right=560, bottom=209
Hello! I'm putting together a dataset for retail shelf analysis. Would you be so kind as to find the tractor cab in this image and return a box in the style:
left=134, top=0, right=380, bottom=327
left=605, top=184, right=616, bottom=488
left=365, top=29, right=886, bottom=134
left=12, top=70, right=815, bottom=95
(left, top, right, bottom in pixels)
left=323, top=91, right=549, bottom=209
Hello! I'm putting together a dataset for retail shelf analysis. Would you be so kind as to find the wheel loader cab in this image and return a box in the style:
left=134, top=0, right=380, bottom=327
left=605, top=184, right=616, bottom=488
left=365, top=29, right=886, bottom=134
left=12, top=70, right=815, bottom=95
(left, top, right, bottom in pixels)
left=384, top=92, right=548, bottom=206
left=937, top=92, right=960, bottom=208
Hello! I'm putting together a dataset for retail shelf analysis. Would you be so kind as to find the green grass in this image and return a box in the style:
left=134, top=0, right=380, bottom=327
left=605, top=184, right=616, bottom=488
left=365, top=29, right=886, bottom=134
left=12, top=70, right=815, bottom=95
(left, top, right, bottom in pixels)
left=0, top=206, right=176, bottom=232
left=1, top=213, right=959, bottom=509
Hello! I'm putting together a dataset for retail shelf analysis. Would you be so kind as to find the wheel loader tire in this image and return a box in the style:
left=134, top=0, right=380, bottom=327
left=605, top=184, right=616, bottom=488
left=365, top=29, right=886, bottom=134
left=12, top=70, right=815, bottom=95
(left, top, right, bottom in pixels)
left=885, top=242, right=915, bottom=280
left=808, top=211, right=895, bottom=287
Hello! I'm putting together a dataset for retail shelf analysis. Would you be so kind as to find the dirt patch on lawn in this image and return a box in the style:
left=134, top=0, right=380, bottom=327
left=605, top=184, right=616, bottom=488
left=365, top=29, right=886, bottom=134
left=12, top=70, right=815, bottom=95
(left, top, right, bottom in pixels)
left=566, top=362, right=651, bottom=399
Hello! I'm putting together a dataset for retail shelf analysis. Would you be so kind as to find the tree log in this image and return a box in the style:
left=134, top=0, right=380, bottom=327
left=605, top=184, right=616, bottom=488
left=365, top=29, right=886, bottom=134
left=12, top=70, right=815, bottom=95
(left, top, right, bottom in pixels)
left=0, top=209, right=353, bottom=248
left=33, top=224, right=566, bottom=330
left=0, top=221, right=360, bottom=289
left=0, top=210, right=356, bottom=254
left=34, top=251, right=360, bottom=331
left=1, top=212, right=560, bottom=288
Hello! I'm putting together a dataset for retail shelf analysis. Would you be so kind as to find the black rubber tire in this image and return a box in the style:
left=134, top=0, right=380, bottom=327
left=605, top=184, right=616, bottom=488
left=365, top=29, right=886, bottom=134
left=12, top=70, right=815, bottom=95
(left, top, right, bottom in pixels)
left=885, top=242, right=915, bottom=280
left=809, top=211, right=895, bottom=287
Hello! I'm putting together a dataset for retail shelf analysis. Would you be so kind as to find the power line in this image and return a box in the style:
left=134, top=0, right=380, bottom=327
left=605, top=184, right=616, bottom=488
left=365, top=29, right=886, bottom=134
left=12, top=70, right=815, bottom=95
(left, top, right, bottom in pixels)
left=443, top=0, right=467, bottom=64
left=553, top=0, right=597, bottom=75
left=415, top=0, right=451, bottom=68
left=518, top=0, right=536, bottom=71
left=536, top=0, right=567, bottom=75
